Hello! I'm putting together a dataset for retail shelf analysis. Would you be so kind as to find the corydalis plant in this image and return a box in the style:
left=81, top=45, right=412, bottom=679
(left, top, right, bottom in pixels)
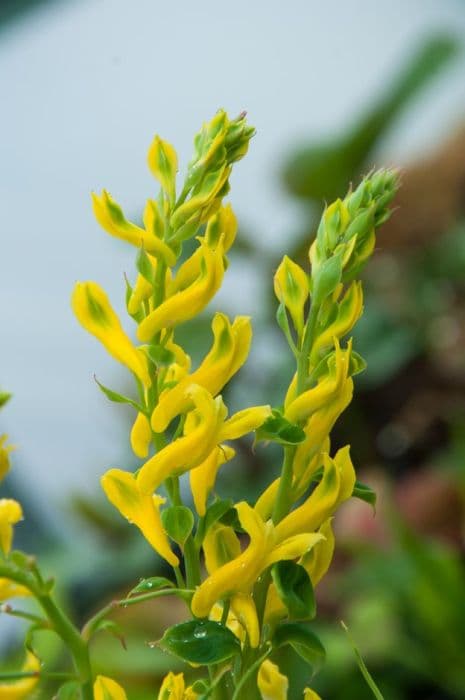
left=0, top=111, right=399, bottom=700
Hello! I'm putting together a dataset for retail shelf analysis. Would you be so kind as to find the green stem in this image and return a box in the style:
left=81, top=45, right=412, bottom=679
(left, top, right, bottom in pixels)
left=272, top=446, right=296, bottom=524
left=167, top=476, right=201, bottom=589
left=296, top=301, right=318, bottom=394
left=232, top=646, right=271, bottom=700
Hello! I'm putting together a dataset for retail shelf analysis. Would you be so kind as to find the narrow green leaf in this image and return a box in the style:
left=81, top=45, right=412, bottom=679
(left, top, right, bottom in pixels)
left=129, top=576, right=175, bottom=595
left=341, top=621, right=384, bottom=700
left=56, top=681, right=81, bottom=700
left=276, top=302, right=298, bottom=355
left=161, top=506, right=194, bottom=547
left=273, top=622, right=325, bottom=676
left=312, top=253, right=343, bottom=306
left=272, top=561, right=316, bottom=620
left=92, top=619, right=126, bottom=649
left=159, top=620, right=240, bottom=664
left=352, top=480, right=377, bottom=510
left=255, top=409, right=306, bottom=446
left=94, top=377, right=143, bottom=412
left=136, top=247, right=155, bottom=284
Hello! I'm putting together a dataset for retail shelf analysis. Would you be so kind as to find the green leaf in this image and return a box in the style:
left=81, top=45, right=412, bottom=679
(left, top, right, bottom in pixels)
left=341, top=622, right=384, bottom=700
left=161, top=506, right=194, bottom=547
left=136, top=246, right=155, bottom=284
left=145, top=344, right=176, bottom=367
left=349, top=351, right=367, bottom=376
left=273, top=622, right=325, bottom=675
left=159, top=619, right=240, bottom=664
left=94, top=377, right=143, bottom=412
left=255, top=409, right=306, bottom=446
left=272, top=561, right=316, bottom=620
left=129, top=576, right=175, bottom=595
left=352, top=480, right=377, bottom=510
left=276, top=303, right=298, bottom=356
left=194, top=498, right=234, bottom=546
left=92, top=619, right=127, bottom=649
left=56, top=681, right=81, bottom=700
left=312, top=253, right=343, bottom=306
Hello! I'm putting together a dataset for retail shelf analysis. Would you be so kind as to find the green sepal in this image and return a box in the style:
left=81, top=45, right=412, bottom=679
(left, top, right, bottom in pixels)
left=194, top=498, right=234, bottom=546
left=94, top=377, right=144, bottom=413
left=352, top=480, right=377, bottom=510
left=272, top=622, right=326, bottom=676
left=91, top=619, right=126, bottom=648
left=129, top=576, right=175, bottom=595
left=161, top=506, right=194, bottom=547
left=271, top=561, right=316, bottom=621
left=159, top=619, right=240, bottom=664
left=56, top=681, right=81, bottom=700
left=312, top=253, right=343, bottom=306
left=145, top=344, right=176, bottom=367
left=276, top=302, right=298, bottom=356
left=255, top=409, right=306, bottom=446
left=136, top=247, right=155, bottom=284
left=124, top=275, right=144, bottom=323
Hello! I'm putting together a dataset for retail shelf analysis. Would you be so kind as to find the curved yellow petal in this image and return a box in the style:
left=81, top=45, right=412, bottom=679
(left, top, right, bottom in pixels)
left=152, top=314, right=251, bottom=432
left=230, top=593, right=260, bottom=648
left=311, top=282, right=363, bottom=361
left=0, top=435, right=13, bottom=482
left=274, top=255, right=309, bottom=337
left=219, top=405, right=271, bottom=441
left=0, top=579, right=31, bottom=601
left=275, top=454, right=341, bottom=542
left=130, top=412, right=152, bottom=459
left=301, top=518, right=335, bottom=586
left=205, top=204, right=237, bottom=252
left=92, top=190, right=175, bottom=264
left=0, top=499, right=23, bottom=555
left=255, top=478, right=280, bottom=520
left=158, top=671, right=187, bottom=700
left=147, top=136, right=178, bottom=203
left=264, top=532, right=324, bottom=568
left=203, top=523, right=241, bottom=574
left=72, top=281, right=151, bottom=386
left=190, top=445, right=235, bottom=516
left=258, top=659, right=288, bottom=700
left=0, top=652, right=40, bottom=700
left=94, top=675, right=128, bottom=700
left=303, top=688, right=322, bottom=700
left=191, top=502, right=271, bottom=617
left=264, top=583, right=287, bottom=626
left=138, top=387, right=224, bottom=493
left=137, top=239, right=224, bottom=342
left=127, top=273, right=153, bottom=316
left=101, top=469, right=178, bottom=566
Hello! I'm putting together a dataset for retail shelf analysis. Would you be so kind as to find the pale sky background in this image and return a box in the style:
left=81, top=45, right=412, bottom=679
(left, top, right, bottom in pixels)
left=1, top=0, right=465, bottom=529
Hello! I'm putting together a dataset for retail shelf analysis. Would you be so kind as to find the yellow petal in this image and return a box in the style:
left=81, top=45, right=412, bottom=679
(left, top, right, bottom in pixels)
left=257, top=659, right=288, bottom=700
left=138, top=387, right=223, bottom=493
left=301, top=518, right=335, bottom=586
left=203, top=523, right=241, bottom=574
left=264, top=532, right=324, bottom=568
left=137, top=239, right=224, bottom=342
left=143, top=198, right=165, bottom=239
left=264, top=583, right=287, bottom=626
left=255, top=478, right=280, bottom=520
left=72, top=281, right=151, bottom=386
left=311, top=282, right=363, bottom=362
left=205, top=204, right=237, bottom=252
left=230, top=593, right=260, bottom=648
left=0, top=578, right=31, bottom=601
left=0, top=499, right=23, bottom=555
left=151, top=314, right=252, bottom=432
left=191, top=503, right=270, bottom=617
left=94, top=675, right=128, bottom=700
left=0, top=435, right=13, bottom=482
left=0, top=652, right=40, bottom=700
left=274, top=255, right=309, bottom=336
left=92, top=190, right=175, bottom=264
left=130, top=412, right=152, bottom=459
left=127, top=273, right=153, bottom=316
left=158, top=671, right=187, bottom=700
left=219, top=405, right=271, bottom=441
left=274, top=454, right=341, bottom=542
left=147, top=136, right=178, bottom=203
left=101, top=469, right=178, bottom=566
left=303, top=688, right=322, bottom=700
left=190, top=445, right=235, bottom=516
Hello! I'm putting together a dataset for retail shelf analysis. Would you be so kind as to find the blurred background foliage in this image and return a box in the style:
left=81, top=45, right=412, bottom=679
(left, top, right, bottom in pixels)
left=1, top=3, right=465, bottom=698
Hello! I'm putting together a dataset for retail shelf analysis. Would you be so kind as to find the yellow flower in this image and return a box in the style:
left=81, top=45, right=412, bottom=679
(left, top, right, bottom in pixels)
left=0, top=579, right=30, bottom=601
left=191, top=502, right=323, bottom=617
left=303, top=688, right=322, bottom=700
left=0, top=435, right=13, bottom=482
left=190, top=444, right=235, bottom=516
left=147, top=136, right=178, bottom=204
left=0, top=652, right=40, bottom=699
left=274, top=255, right=309, bottom=337
left=101, top=469, right=178, bottom=566
left=301, top=517, right=335, bottom=586
left=137, top=238, right=225, bottom=342
left=92, top=190, right=176, bottom=264
left=310, top=282, right=363, bottom=363
left=0, top=499, right=23, bottom=555
left=158, top=671, right=199, bottom=699
left=72, top=281, right=151, bottom=386
left=274, top=447, right=355, bottom=542
left=257, top=659, right=288, bottom=700
left=151, top=313, right=252, bottom=432
left=94, top=675, right=127, bottom=700
left=130, top=412, right=152, bottom=459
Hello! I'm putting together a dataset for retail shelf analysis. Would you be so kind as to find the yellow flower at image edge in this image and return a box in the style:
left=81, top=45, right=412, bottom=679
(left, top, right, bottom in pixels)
left=0, top=498, right=23, bottom=555
left=158, top=671, right=199, bottom=699
left=258, top=659, right=288, bottom=700
left=94, top=675, right=127, bottom=700
left=0, top=435, right=14, bottom=482
left=0, top=652, right=40, bottom=700
left=72, top=281, right=150, bottom=386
